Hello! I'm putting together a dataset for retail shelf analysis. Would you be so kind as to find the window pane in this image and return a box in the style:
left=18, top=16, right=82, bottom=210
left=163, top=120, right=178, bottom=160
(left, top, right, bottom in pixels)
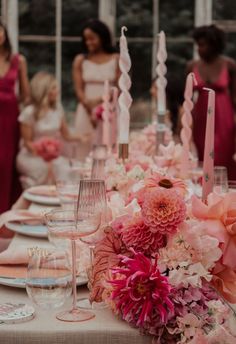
left=167, top=41, right=192, bottom=74
left=159, top=0, right=194, bottom=38
left=19, top=0, right=55, bottom=35
left=116, top=0, right=153, bottom=37
left=62, top=0, right=99, bottom=36
left=225, top=32, right=236, bottom=59
left=129, top=42, right=152, bottom=127
left=19, top=42, right=55, bottom=78
left=62, top=42, right=82, bottom=111
left=213, top=0, right=236, bottom=20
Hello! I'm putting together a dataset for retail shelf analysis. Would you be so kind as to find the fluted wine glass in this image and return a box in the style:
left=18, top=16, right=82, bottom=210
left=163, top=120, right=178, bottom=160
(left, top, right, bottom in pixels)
left=45, top=205, right=100, bottom=322
left=76, top=179, right=107, bottom=310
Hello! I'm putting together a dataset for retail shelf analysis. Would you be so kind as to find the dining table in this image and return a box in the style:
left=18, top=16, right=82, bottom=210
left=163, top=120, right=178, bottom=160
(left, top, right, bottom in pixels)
left=0, top=202, right=152, bottom=344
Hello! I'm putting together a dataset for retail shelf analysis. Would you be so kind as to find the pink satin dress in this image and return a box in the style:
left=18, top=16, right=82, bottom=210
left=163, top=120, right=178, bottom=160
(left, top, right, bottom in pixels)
left=0, top=54, right=21, bottom=213
left=192, top=63, right=236, bottom=179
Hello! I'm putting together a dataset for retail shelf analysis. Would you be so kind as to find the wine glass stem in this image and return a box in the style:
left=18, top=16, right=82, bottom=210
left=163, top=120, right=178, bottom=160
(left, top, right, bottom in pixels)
left=71, top=239, right=77, bottom=311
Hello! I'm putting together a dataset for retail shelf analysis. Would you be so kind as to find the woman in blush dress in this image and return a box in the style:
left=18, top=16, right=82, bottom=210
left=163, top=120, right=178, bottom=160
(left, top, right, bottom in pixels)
left=17, top=72, right=85, bottom=189
left=73, top=19, right=120, bottom=161
left=187, top=25, right=236, bottom=179
left=0, top=21, right=30, bottom=213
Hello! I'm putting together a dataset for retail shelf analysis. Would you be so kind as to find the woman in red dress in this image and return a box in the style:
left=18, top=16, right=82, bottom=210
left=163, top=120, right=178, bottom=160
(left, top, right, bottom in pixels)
left=0, top=22, right=30, bottom=213
left=187, top=25, right=236, bottom=179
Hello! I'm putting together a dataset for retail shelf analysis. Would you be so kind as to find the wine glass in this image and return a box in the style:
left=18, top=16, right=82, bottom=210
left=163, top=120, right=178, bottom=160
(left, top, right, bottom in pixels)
left=213, top=166, right=228, bottom=194
left=56, top=180, right=79, bottom=210
left=26, top=248, right=72, bottom=310
left=76, top=179, right=107, bottom=310
left=44, top=207, right=101, bottom=322
left=91, top=145, right=107, bottom=179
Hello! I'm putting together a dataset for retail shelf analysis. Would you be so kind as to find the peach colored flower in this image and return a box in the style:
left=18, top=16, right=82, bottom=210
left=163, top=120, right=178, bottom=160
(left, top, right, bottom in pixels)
left=142, top=188, right=186, bottom=234
left=121, top=214, right=166, bottom=256
left=144, top=171, right=187, bottom=197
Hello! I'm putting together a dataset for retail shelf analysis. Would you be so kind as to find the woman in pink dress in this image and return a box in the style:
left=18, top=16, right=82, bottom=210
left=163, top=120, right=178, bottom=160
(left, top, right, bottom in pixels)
left=187, top=25, right=236, bottom=179
left=0, top=22, right=30, bottom=213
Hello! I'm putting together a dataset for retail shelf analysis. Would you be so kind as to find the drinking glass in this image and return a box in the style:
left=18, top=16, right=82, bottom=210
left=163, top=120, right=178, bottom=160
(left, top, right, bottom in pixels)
left=76, top=179, right=107, bottom=310
left=228, top=180, right=236, bottom=191
left=214, top=166, right=228, bottom=194
left=45, top=207, right=101, bottom=322
left=56, top=180, right=79, bottom=210
left=91, top=145, right=107, bottom=180
left=26, top=248, right=72, bottom=310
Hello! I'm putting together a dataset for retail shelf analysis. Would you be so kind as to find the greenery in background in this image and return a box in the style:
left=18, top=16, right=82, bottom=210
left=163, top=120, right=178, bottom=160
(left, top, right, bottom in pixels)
left=17, top=0, right=236, bottom=124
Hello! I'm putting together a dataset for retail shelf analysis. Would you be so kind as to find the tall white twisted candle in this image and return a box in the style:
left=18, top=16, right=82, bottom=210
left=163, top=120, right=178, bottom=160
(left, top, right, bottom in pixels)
left=180, top=72, right=197, bottom=178
left=102, top=80, right=110, bottom=147
left=156, top=31, right=167, bottom=115
left=118, top=26, right=132, bottom=144
left=111, top=86, right=118, bottom=148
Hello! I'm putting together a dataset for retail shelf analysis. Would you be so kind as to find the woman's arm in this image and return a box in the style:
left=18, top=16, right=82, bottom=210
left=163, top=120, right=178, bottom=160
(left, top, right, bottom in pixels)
left=20, top=123, right=36, bottom=154
left=72, top=54, right=92, bottom=112
left=60, top=117, right=82, bottom=141
left=18, top=54, right=30, bottom=105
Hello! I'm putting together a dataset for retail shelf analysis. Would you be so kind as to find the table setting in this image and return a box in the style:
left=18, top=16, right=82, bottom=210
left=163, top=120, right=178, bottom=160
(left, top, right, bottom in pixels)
left=1, top=27, right=236, bottom=344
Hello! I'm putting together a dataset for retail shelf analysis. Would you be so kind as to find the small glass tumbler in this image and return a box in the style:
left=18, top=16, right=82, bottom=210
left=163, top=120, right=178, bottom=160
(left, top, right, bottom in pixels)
left=214, top=166, right=228, bottom=194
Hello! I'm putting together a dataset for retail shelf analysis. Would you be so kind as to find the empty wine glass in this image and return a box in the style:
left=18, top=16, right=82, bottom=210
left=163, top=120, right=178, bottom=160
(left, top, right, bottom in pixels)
left=76, top=179, right=107, bottom=310
left=214, top=166, right=228, bottom=194
left=45, top=207, right=101, bottom=322
left=56, top=180, right=79, bottom=210
left=26, top=248, right=72, bottom=310
left=91, top=145, right=107, bottom=179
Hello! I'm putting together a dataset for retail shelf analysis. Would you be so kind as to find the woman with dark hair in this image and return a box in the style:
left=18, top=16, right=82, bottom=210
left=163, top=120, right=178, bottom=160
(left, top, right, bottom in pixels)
left=187, top=24, right=236, bottom=178
left=0, top=22, right=30, bottom=213
left=73, top=19, right=120, bottom=160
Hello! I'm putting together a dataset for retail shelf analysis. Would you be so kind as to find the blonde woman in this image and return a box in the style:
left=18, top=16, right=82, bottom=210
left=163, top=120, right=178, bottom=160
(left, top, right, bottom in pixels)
left=17, top=71, right=84, bottom=188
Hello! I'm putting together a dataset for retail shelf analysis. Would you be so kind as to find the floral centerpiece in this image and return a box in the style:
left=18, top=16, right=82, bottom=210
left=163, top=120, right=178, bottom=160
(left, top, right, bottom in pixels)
left=90, top=167, right=236, bottom=343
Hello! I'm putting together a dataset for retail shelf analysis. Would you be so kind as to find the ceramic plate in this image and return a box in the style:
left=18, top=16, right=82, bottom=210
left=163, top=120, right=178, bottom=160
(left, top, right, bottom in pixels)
left=6, top=222, right=48, bottom=239
left=23, top=187, right=60, bottom=206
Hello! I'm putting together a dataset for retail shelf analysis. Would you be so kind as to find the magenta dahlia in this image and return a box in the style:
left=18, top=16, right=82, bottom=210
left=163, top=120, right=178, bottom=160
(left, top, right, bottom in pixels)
left=142, top=188, right=186, bottom=234
left=121, top=215, right=166, bottom=256
left=109, top=251, right=174, bottom=327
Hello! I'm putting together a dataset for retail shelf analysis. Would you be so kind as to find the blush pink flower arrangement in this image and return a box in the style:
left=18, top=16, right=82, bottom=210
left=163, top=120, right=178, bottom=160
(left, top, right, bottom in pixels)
left=32, top=136, right=61, bottom=161
left=90, top=152, right=236, bottom=343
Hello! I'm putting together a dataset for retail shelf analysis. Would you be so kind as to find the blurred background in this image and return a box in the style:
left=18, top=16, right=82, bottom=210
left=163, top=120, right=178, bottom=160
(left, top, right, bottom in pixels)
left=1, top=0, right=236, bottom=128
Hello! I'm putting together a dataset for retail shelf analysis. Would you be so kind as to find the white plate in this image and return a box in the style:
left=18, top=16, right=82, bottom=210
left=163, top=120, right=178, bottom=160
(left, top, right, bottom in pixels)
left=0, top=275, right=88, bottom=289
left=23, top=189, right=60, bottom=206
left=6, top=222, right=48, bottom=239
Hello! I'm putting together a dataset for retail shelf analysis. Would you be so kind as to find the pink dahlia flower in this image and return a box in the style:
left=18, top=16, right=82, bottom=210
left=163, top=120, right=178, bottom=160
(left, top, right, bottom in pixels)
left=109, top=251, right=174, bottom=327
left=121, top=215, right=166, bottom=256
left=142, top=188, right=186, bottom=234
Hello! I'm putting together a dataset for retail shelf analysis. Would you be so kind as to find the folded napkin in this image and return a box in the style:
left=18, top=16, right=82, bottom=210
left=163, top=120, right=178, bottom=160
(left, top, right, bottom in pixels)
left=0, top=265, right=27, bottom=279
left=0, top=242, right=90, bottom=274
left=0, top=210, right=44, bottom=228
left=26, top=185, right=58, bottom=198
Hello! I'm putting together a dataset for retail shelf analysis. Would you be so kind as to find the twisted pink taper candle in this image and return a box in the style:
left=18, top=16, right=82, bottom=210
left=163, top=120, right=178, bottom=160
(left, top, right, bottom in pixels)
left=118, top=26, right=132, bottom=144
left=156, top=31, right=167, bottom=115
left=202, top=88, right=215, bottom=202
left=180, top=72, right=197, bottom=178
left=102, top=80, right=110, bottom=148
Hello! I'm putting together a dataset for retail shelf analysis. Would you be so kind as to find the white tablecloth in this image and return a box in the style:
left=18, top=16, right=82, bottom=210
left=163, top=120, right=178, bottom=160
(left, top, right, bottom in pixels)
left=0, top=234, right=152, bottom=344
